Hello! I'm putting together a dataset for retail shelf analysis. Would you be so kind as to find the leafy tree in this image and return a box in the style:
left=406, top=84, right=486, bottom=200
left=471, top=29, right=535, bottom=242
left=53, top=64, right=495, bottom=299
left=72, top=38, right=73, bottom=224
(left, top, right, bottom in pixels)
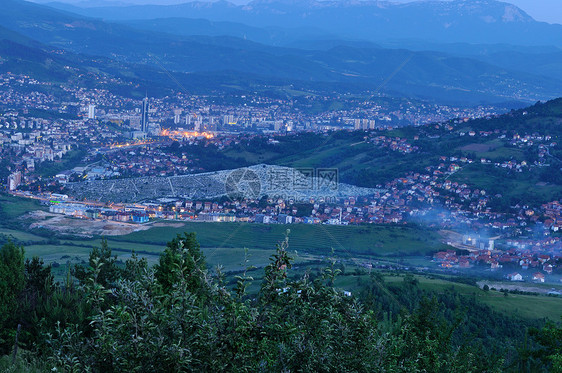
left=154, top=232, right=206, bottom=294
left=0, top=242, right=25, bottom=353
left=530, top=321, right=562, bottom=372
left=121, top=251, right=148, bottom=281
left=24, top=256, right=54, bottom=298
left=72, top=238, right=122, bottom=288
left=15, top=257, right=55, bottom=349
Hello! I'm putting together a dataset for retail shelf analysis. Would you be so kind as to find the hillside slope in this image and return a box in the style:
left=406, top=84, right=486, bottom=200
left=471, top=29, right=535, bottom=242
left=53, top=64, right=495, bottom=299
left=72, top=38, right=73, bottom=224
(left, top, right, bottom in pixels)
left=0, top=0, right=560, bottom=104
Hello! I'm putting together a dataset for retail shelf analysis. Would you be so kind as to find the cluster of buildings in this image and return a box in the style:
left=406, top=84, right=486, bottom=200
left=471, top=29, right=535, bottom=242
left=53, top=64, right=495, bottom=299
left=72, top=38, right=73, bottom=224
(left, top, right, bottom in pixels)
left=368, top=135, right=419, bottom=154
left=83, top=145, right=195, bottom=179
left=433, top=248, right=560, bottom=282
left=0, top=72, right=509, bottom=195
left=0, top=114, right=129, bottom=190
left=543, top=201, right=562, bottom=232
left=45, top=192, right=406, bottom=226
left=49, top=202, right=149, bottom=223
left=0, top=75, right=57, bottom=112
left=1, top=71, right=507, bottom=135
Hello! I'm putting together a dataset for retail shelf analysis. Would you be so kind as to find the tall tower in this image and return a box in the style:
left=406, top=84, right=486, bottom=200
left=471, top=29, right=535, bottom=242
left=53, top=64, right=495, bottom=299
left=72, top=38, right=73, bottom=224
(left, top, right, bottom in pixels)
left=87, top=104, right=95, bottom=119
left=141, top=96, right=149, bottom=133
left=173, top=108, right=182, bottom=125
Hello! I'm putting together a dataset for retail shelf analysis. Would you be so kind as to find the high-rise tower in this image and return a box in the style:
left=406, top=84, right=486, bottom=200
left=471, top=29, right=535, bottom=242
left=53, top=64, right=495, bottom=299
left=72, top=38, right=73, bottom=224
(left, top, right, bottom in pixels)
left=141, top=96, right=149, bottom=133
left=87, top=104, right=95, bottom=119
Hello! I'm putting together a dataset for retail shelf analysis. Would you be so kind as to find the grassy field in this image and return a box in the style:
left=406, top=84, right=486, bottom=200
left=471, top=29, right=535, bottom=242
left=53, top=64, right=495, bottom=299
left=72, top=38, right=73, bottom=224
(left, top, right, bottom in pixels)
left=387, top=274, right=562, bottom=321
left=0, top=228, right=49, bottom=243
left=274, top=139, right=370, bottom=169
left=62, top=239, right=164, bottom=254
left=13, top=219, right=444, bottom=283
left=481, top=293, right=562, bottom=322
left=0, top=194, right=51, bottom=245
left=25, top=244, right=94, bottom=263
left=24, top=239, right=310, bottom=281
left=450, top=163, right=562, bottom=202
left=0, top=193, right=46, bottom=221
left=333, top=273, right=562, bottom=321
left=109, top=222, right=443, bottom=257
left=479, top=147, right=525, bottom=161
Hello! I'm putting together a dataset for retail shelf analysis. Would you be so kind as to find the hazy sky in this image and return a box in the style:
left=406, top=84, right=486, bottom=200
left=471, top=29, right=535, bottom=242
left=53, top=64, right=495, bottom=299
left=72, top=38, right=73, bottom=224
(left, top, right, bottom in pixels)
left=36, top=0, right=562, bottom=24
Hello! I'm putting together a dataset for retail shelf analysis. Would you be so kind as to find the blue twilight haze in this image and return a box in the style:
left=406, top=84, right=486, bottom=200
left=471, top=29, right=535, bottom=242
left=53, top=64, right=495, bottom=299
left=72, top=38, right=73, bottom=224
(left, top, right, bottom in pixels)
left=31, top=0, right=562, bottom=24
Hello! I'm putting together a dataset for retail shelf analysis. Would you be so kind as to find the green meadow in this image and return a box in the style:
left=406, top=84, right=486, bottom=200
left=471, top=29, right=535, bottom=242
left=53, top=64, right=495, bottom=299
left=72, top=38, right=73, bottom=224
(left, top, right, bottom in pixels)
left=110, top=221, right=443, bottom=257
left=334, top=273, right=562, bottom=322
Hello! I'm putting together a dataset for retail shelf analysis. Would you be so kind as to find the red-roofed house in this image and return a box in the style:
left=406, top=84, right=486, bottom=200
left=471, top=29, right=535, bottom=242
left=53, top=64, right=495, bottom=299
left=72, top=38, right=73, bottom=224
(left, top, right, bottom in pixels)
left=532, top=272, right=545, bottom=283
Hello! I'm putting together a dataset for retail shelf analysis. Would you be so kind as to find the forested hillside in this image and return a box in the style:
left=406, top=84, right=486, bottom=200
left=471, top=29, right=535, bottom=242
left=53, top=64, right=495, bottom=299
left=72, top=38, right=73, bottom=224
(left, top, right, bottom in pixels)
left=0, top=234, right=560, bottom=372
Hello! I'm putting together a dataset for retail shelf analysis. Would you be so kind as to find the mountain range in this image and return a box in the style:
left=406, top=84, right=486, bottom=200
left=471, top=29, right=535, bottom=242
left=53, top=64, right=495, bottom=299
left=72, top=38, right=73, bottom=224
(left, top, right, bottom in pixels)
left=0, top=0, right=560, bottom=105
left=45, top=0, right=562, bottom=46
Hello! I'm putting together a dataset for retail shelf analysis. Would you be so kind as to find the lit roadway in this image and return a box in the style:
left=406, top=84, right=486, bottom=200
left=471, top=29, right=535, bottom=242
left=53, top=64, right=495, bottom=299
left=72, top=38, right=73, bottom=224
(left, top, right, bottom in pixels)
left=98, top=138, right=169, bottom=154
left=97, top=130, right=215, bottom=154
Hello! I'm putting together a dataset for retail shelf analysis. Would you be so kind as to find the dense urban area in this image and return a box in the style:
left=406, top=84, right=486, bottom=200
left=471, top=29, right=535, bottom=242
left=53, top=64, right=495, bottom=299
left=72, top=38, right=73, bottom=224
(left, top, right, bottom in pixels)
left=0, top=71, right=560, bottom=285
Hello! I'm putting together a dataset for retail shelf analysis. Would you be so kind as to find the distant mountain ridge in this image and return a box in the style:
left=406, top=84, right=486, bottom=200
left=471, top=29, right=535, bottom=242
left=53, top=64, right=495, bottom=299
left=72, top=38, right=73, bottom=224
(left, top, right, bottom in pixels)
left=1, top=0, right=561, bottom=105
left=44, top=0, right=562, bottom=46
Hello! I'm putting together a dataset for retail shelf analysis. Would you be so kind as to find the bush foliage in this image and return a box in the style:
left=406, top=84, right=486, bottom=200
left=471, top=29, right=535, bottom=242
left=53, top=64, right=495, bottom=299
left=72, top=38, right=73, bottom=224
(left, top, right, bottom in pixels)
left=0, top=234, right=560, bottom=372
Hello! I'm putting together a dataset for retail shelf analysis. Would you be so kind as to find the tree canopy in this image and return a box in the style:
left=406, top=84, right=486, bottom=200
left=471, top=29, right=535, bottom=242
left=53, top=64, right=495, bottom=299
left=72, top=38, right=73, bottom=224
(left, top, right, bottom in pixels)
left=0, top=235, right=560, bottom=372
